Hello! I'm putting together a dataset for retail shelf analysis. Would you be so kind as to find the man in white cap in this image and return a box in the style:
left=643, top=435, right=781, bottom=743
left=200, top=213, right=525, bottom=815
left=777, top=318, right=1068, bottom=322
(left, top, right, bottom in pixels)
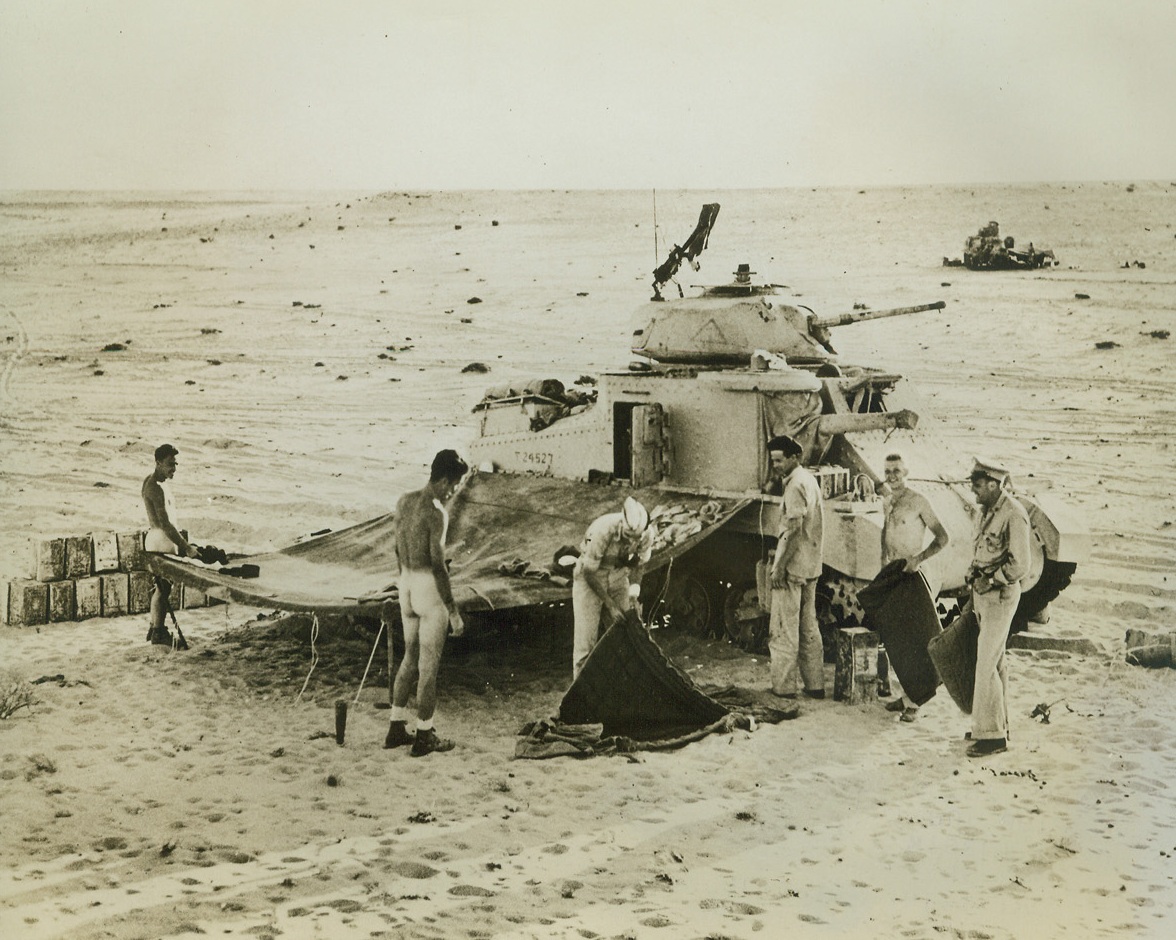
left=965, top=457, right=1032, bottom=758
left=571, top=496, right=654, bottom=679
left=766, top=435, right=826, bottom=701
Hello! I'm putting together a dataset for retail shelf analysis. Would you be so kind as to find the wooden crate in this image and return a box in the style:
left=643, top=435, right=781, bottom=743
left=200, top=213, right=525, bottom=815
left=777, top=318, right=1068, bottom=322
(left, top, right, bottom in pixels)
left=180, top=585, right=208, bottom=609
left=35, top=538, right=67, bottom=582
left=75, top=576, right=103, bottom=620
left=118, top=531, right=146, bottom=572
left=834, top=626, right=880, bottom=704
left=7, top=580, right=49, bottom=626
left=101, top=573, right=130, bottom=617
left=128, top=571, right=154, bottom=615
left=65, top=535, right=93, bottom=579
left=48, top=580, right=77, bottom=622
left=93, top=532, right=120, bottom=574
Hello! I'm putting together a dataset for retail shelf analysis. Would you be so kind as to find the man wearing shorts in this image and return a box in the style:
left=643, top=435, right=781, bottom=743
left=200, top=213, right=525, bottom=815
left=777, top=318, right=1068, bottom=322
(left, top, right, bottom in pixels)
left=383, top=450, right=469, bottom=757
left=142, top=443, right=197, bottom=646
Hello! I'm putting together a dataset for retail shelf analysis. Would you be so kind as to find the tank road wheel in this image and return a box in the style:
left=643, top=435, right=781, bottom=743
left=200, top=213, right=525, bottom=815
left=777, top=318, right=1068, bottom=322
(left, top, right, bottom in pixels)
left=723, top=580, right=769, bottom=653
left=816, top=572, right=868, bottom=662
left=648, top=569, right=714, bottom=637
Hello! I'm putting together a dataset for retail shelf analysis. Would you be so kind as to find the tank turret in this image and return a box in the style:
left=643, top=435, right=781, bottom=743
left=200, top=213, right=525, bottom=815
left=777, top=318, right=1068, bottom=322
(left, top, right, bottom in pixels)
left=631, top=268, right=946, bottom=366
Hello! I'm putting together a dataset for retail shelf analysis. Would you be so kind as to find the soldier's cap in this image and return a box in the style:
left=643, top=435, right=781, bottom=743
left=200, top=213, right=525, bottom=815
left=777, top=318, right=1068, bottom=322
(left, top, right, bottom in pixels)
left=969, top=457, right=1010, bottom=485
left=766, top=434, right=803, bottom=458
left=621, top=496, right=649, bottom=533
left=155, top=443, right=179, bottom=462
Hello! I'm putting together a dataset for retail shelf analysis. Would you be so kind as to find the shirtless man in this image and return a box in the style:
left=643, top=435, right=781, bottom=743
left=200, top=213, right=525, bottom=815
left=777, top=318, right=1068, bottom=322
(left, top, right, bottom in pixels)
left=142, top=443, right=198, bottom=646
left=383, top=449, right=469, bottom=757
left=880, top=452, right=949, bottom=721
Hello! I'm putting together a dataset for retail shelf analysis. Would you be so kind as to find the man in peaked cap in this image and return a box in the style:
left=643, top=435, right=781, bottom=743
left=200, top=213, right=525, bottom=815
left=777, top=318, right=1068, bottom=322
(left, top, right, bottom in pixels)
left=965, top=457, right=1032, bottom=758
left=571, top=496, right=654, bottom=679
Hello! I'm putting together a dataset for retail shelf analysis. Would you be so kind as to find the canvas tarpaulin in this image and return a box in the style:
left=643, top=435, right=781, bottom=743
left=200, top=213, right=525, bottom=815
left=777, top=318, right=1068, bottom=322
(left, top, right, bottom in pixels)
left=147, top=471, right=750, bottom=617
left=515, top=612, right=798, bottom=757
left=757, top=390, right=827, bottom=487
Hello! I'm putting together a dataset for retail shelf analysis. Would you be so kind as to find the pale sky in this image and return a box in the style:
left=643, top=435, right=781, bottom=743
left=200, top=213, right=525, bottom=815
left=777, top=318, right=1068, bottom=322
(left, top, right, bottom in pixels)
left=2, top=0, right=1173, bottom=190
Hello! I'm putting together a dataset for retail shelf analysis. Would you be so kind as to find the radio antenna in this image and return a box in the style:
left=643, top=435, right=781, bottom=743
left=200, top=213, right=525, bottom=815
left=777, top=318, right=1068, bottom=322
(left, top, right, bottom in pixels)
left=652, top=189, right=659, bottom=268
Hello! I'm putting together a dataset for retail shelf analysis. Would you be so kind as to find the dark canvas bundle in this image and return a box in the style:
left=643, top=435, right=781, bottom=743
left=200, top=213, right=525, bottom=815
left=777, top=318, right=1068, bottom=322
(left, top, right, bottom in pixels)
left=515, top=612, right=797, bottom=758
left=926, top=602, right=980, bottom=714
left=857, top=560, right=942, bottom=706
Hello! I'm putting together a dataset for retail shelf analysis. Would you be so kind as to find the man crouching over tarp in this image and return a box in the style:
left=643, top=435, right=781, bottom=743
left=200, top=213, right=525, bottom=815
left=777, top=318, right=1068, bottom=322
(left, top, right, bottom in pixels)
left=383, top=449, right=469, bottom=757
left=571, top=496, right=654, bottom=680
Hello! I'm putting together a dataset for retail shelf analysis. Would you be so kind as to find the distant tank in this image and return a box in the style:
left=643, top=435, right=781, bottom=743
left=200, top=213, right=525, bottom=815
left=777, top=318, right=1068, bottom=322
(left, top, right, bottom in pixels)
left=470, top=205, right=1087, bottom=651
left=945, top=220, right=1058, bottom=270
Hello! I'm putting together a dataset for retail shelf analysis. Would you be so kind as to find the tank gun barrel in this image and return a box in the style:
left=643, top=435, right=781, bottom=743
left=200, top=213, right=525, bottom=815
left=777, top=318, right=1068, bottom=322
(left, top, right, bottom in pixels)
left=810, top=301, right=946, bottom=330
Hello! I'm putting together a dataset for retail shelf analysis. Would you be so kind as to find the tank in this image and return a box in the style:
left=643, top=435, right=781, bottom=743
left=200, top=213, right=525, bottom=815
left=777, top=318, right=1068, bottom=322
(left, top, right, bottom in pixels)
left=945, top=220, right=1058, bottom=270
left=469, top=206, right=1087, bottom=652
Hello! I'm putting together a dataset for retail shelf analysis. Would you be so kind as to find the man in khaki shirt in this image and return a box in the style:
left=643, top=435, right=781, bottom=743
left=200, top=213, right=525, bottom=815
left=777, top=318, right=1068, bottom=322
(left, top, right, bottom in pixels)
left=965, top=458, right=1031, bottom=758
left=767, top=435, right=825, bottom=701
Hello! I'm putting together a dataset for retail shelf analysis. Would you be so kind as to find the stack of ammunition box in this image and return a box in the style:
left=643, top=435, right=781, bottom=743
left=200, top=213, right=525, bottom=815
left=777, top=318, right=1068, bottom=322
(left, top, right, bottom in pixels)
left=3, top=532, right=215, bottom=626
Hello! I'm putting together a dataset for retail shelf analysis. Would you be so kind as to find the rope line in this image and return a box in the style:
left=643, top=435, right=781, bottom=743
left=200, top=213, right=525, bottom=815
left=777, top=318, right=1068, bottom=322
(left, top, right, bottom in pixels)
left=295, top=612, right=320, bottom=703
left=353, top=619, right=386, bottom=706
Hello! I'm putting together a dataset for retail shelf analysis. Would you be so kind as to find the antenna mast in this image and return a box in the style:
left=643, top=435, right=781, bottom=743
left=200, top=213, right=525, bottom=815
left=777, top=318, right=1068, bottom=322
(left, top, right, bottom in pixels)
left=652, top=189, right=659, bottom=268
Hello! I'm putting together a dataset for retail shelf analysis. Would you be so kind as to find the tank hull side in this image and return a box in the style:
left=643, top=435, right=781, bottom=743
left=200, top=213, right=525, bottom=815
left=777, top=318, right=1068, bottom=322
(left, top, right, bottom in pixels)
left=468, top=410, right=612, bottom=479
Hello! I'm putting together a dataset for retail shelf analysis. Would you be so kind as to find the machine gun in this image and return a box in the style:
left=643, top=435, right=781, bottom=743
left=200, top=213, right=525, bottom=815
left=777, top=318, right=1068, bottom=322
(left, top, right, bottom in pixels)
left=652, top=203, right=720, bottom=301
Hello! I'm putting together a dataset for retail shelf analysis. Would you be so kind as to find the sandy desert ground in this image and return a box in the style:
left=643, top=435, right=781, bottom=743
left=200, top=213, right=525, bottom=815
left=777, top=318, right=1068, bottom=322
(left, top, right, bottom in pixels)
left=1, top=185, right=1174, bottom=939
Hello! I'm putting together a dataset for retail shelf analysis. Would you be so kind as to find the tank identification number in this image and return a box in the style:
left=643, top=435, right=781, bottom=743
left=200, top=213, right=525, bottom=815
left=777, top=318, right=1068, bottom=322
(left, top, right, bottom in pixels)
left=516, top=451, right=553, bottom=472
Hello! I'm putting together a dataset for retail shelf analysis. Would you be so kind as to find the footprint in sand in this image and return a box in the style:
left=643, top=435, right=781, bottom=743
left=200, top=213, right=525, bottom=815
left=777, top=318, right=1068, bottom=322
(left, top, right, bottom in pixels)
left=449, top=884, right=495, bottom=896
left=699, top=898, right=766, bottom=916
left=388, top=860, right=440, bottom=879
